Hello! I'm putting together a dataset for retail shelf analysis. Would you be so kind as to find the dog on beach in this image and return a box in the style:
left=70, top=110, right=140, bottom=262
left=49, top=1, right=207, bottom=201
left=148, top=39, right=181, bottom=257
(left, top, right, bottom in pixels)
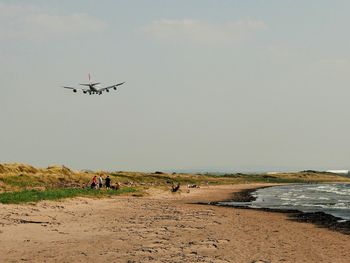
left=171, top=183, right=180, bottom=192
left=110, top=183, right=120, bottom=190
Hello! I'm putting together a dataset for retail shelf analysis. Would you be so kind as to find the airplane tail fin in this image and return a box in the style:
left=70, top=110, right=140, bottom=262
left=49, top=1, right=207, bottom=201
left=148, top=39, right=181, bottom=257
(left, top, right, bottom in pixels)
left=79, top=74, right=99, bottom=87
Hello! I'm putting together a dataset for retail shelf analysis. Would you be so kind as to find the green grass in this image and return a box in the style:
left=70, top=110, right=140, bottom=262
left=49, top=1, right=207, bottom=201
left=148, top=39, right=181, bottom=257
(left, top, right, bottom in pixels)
left=110, top=173, right=168, bottom=184
left=0, top=187, right=137, bottom=204
left=213, top=173, right=349, bottom=184
left=240, top=176, right=307, bottom=184
left=1, top=165, right=349, bottom=204
left=110, top=172, right=234, bottom=185
left=110, top=171, right=350, bottom=187
left=216, top=174, right=306, bottom=184
left=0, top=175, right=44, bottom=188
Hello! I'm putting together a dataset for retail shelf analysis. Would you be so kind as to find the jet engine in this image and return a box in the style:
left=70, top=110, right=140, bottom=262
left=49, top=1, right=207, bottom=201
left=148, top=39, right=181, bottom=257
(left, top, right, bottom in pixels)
left=73, top=89, right=77, bottom=93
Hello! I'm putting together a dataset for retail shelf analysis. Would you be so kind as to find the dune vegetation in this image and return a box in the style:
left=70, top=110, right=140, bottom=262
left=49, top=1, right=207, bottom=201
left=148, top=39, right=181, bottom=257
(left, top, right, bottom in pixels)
left=0, top=163, right=349, bottom=204
left=0, top=187, right=136, bottom=204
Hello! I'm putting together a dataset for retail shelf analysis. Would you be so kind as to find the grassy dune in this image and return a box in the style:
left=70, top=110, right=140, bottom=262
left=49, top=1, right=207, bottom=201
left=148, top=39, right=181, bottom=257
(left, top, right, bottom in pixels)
left=0, top=163, right=349, bottom=203
left=0, top=187, right=136, bottom=204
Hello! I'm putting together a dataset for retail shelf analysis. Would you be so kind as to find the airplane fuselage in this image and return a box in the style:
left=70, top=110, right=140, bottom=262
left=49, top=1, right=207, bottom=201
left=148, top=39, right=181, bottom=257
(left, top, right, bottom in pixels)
left=89, top=85, right=98, bottom=92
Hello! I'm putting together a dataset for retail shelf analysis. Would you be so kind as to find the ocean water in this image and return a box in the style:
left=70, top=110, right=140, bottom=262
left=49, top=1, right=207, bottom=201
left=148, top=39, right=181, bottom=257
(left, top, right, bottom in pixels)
left=219, top=183, right=350, bottom=221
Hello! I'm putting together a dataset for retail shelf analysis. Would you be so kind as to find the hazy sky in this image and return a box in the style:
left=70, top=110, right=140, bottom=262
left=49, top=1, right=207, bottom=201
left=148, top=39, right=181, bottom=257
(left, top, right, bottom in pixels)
left=1, top=0, right=350, bottom=172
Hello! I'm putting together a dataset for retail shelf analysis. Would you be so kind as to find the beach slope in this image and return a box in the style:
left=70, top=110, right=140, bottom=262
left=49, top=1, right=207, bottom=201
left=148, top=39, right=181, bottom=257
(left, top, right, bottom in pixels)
left=0, top=184, right=349, bottom=263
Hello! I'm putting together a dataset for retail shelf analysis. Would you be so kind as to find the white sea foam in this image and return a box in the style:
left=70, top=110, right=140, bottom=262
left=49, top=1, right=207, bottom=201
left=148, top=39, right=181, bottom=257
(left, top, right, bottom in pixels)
left=318, top=197, right=330, bottom=200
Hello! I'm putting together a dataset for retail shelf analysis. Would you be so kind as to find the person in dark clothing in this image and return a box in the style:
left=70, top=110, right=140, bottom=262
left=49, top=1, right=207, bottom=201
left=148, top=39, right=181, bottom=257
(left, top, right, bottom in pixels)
left=91, top=176, right=97, bottom=189
left=105, top=175, right=111, bottom=189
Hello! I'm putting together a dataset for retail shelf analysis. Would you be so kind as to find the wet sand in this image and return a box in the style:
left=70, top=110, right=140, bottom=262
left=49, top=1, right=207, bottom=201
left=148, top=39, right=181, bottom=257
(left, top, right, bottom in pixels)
left=0, top=184, right=349, bottom=263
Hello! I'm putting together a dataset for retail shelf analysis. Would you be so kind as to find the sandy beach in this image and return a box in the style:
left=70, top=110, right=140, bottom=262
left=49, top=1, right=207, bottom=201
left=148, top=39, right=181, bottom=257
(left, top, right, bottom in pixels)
left=0, top=184, right=349, bottom=263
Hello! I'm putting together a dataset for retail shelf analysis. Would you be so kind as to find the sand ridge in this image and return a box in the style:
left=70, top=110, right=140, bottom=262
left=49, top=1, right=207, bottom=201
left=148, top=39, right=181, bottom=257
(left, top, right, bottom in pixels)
left=0, top=184, right=349, bottom=263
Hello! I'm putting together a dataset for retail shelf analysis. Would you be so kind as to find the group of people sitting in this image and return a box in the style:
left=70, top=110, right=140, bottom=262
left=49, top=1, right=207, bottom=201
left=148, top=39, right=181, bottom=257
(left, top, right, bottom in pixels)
left=90, top=175, right=113, bottom=189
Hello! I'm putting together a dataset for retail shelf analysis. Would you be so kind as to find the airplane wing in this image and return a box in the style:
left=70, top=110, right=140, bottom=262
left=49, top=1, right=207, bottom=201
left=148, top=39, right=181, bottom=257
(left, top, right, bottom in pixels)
left=62, top=86, right=77, bottom=90
left=98, top=82, right=125, bottom=92
left=62, top=86, right=89, bottom=92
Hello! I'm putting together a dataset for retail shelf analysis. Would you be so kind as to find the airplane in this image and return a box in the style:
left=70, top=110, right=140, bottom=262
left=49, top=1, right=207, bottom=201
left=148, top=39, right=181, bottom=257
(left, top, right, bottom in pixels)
left=62, top=74, right=125, bottom=95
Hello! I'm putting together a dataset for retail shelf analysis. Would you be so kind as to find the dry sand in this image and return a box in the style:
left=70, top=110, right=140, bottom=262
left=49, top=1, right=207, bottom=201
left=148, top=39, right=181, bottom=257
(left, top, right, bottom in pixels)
left=0, top=184, right=349, bottom=263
